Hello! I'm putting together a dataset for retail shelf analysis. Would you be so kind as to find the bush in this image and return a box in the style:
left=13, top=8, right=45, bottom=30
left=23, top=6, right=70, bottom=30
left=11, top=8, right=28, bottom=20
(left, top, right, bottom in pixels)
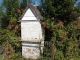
left=43, top=18, right=80, bottom=60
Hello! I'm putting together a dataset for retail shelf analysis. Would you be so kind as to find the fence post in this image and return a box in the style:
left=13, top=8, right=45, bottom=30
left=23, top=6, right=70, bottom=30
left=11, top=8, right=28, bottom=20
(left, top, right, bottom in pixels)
left=51, top=41, right=54, bottom=60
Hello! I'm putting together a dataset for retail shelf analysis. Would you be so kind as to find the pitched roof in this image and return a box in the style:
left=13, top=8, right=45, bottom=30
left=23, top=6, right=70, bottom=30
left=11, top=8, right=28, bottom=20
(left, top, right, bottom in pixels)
left=19, top=4, right=43, bottom=20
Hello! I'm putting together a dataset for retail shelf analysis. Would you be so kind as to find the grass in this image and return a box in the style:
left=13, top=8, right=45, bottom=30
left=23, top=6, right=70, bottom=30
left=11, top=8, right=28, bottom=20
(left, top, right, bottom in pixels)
left=73, top=57, right=80, bottom=60
left=0, top=54, right=4, bottom=60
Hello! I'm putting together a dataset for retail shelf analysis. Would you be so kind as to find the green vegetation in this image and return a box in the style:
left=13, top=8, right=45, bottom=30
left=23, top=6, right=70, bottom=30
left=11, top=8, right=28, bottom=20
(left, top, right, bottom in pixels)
left=40, top=0, right=80, bottom=60
left=0, top=0, right=80, bottom=60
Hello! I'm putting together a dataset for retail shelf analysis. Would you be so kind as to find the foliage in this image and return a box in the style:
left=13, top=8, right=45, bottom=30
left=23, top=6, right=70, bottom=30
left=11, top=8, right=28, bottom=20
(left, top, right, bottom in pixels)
left=0, top=0, right=34, bottom=47
left=0, top=0, right=80, bottom=60
left=0, top=0, right=36, bottom=59
left=42, top=17, right=80, bottom=60
left=1, top=0, right=33, bottom=28
left=40, top=0, right=77, bottom=23
left=39, top=0, right=80, bottom=59
left=20, top=0, right=32, bottom=9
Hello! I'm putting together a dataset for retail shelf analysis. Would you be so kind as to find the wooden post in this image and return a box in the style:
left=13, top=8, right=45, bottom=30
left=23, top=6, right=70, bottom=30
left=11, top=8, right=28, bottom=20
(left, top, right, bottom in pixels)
left=51, top=41, right=54, bottom=60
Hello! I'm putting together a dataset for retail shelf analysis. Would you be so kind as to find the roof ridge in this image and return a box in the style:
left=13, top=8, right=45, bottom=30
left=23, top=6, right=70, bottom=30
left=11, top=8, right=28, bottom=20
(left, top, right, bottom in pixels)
left=19, top=3, right=43, bottom=21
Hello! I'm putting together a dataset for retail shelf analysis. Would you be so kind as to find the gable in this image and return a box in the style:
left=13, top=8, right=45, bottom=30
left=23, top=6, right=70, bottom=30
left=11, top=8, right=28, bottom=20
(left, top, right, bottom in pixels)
left=19, top=4, right=43, bottom=21
left=21, top=8, right=37, bottom=20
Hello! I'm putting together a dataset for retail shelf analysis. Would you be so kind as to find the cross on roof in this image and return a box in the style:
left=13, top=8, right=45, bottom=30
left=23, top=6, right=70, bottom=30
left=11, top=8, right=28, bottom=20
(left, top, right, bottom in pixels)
left=33, top=1, right=38, bottom=7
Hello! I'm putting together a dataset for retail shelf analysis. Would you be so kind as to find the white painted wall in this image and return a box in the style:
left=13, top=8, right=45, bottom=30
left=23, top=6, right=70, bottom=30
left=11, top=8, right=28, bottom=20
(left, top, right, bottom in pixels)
left=21, top=8, right=43, bottom=42
left=21, top=21, right=42, bottom=42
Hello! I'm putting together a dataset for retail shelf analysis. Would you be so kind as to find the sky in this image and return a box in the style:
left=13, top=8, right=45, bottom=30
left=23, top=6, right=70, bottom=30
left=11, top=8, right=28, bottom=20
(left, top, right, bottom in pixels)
left=0, top=0, right=80, bottom=6
left=32, top=0, right=40, bottom=4
left=76, top=0, right=80, bottom=4
left=74, top=0, right=80, bottom=6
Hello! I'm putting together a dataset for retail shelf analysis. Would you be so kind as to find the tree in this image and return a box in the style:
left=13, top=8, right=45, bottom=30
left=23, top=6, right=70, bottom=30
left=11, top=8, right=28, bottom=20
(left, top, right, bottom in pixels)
left=0, top=0, right=33, bottom=45
left=1, top=0, right=20, bottom=28
left=20, top=0, right=32, bottom=9
left=40, top=0, right=77, bottom=23
left=2, top=0, right=20, bottom=15
left=39, top=0, right=80, bottom=60
left=75, top=2, right=80, bottom=16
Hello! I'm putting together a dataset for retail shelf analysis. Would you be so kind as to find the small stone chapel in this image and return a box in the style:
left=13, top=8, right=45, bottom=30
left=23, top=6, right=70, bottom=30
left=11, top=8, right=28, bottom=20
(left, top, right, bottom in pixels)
left=19, top=4, right=44, bottom=59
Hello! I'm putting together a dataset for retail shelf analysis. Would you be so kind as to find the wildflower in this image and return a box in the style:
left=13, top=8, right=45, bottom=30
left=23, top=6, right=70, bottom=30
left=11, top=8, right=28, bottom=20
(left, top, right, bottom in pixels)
left=6, top=51, right=10, bottom=55
left=73, top=21, right=77, bottom=24
left=58, top=20, right=63, bottom=24
left=51, top=17, right=54, bottom=20
left=42, top=22, right=47, bottom=28
left=15, top=25, right=19, bottom=30
left=9, top=25, right=15, bottom=29
left=16, top=8, right=21, bottom=13
left=11, top=25, right=15, bottom=28
left=8, top=55, right=12, bottom=59
left=64, top=32, right=69, bottom=36
left=9, top=20, right=13, bottom=24
left=59, top=36, right=64, bottom=39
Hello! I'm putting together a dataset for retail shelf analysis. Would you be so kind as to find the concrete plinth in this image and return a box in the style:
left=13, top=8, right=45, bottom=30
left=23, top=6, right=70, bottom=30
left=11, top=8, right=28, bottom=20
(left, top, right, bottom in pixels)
left=22, top=42, right=40, bottom=59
